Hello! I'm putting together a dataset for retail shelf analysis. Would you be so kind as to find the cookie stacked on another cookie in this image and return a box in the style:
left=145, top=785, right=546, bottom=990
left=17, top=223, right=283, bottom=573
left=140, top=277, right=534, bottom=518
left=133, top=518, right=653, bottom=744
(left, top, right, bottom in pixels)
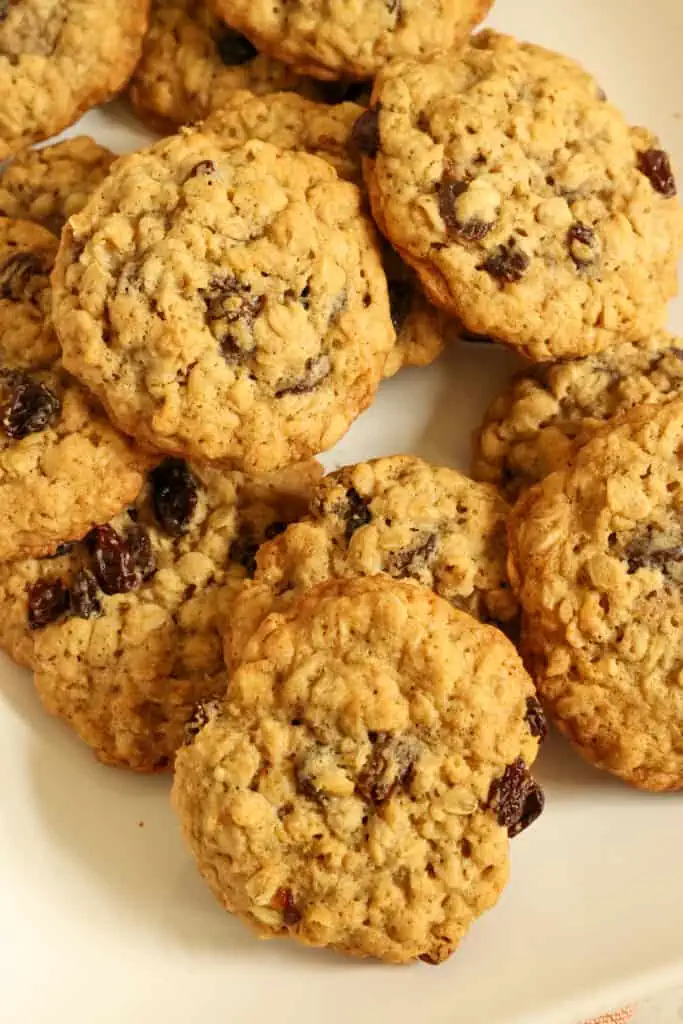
left=174, top=576, right=544, bottom=963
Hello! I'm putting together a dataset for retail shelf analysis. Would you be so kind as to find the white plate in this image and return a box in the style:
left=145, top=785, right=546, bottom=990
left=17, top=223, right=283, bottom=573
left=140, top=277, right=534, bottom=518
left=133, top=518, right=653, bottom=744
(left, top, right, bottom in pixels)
left=2, top=1, right=683, bottom=1021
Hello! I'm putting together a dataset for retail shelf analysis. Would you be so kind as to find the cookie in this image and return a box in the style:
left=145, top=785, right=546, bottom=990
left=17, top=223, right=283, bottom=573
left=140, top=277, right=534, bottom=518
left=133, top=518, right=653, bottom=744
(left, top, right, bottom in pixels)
left=508, top=399, right=683, bottom=791
left=204, top=93, right=452, bottom=374
left=0, top=0, right=150, bottom=160
left=25, top=459, right=321, bottom=770
left=173, top=576, right=545, bottom=963
left=0, top=138, right=116, bottom=236
left=224, top=455, right=517, bottom=669
left=210, top=0, right=493, bottom=81
left=363, top=31, right=683, bottom=361
left=52, top=134, right=395, bottom=470
left=128, top=0, right=332, bottom=132
left=0, top=218, right=60, bottom=370
left=473, top=332, right=683, bottom=501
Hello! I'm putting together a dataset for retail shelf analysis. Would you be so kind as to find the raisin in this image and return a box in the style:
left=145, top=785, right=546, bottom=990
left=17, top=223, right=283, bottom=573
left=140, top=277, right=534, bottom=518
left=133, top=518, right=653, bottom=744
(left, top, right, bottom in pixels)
left=356, top=733, right=418, bottom=805
left=27, top=578, right=70, bottom=630
left=419, top=949, right=452, bottom=965
left=387, top=279, right=411, bottom=333
left=341, top=487, right=372, bottom=541
left=150, top=458, right=198, bottom=536
left=229, top=534, right=260, bottom=575
left=70, top=569, right=102, bottom=620
left=264, top=521, right=287, bottom=541
left=0, top=252, right=47, bottom=301
left=568, top=221, right=598, bottom=267
left=625, top=531, right=683, bottom=575
left=438, top=175, right=492, bottom=242
left=385, top=534, right=437, bottom=578
left=187, top=160, right=217, bottom=179
left=479, top=240, right=530, bottom=283
left=47, top=542, right=74, bottom=559
left=350, top=106, right=381, bottom=158
left=202, top=276, right=264, bottom=361
left=488, top=758, right=544, bottom=837
left=638, top=149, right=677, bottom=197
left=525, top=695, right=547, bottom=741
left=272, top=888, right=301, bottom=927
left=215, top=29, right=258, bottom=66
left=295, top=762, right=327, bottom=804
left=183, top=699, right=221, bottom=745
left=318, top=80, right=369, bottom=104
left=275, top=355, right=331, bottom=397
left=1, top=379, right=60, bottom=439
left=87, top=524, right=138, bottom=595
left=126, top=524, right=156, bottom=580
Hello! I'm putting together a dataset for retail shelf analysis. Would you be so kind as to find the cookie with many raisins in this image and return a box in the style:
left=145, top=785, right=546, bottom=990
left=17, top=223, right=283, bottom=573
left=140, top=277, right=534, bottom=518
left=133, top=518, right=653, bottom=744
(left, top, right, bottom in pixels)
left=128, top=0, right=328, bottom=132
left=52, top=133, right=395, bottom=471
left=203, top=93, right=455, bottom=376
left=363, top=31, right=683, bottom=361
left=0, top=0, right=149, bottom=159
left=0, top=219, right=148, bottom=563
left=223, top=455, right=518, bottom=670
left=473, top=332, right=683, bottom=501
left=174, top=576, right=544, bottom=963
left=14, top=459, right=321, bottom=770
left=509, top=398, right=683, bottom=791
left=210, top=0, right=492, bottom=80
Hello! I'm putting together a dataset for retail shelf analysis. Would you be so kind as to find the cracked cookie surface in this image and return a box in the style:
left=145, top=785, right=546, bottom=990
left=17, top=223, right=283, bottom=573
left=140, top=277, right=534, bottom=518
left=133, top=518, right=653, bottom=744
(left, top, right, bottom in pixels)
left=174, top=576, right=543, bottom=963
left=224, top=455, right=517, bottom=669
left=128, top=0, right=326, bottom=131
left=204, top=93, right=452, bottom=374
left=509, top=399, right=683, bottom=791
left=364, top=31, right=683, bottom=361
left=52, top=133, right=395, bottom=471
left=0, top=0, right=150, bottom=159
left=22, top=460, right=320, bottom=769
left=211, top=0, right=493, bottom=80
left=0, top=137, right=115, bottom=236
left=473, top=332, right=683, bottom=501
left=0, top=219, right=147, bottom=563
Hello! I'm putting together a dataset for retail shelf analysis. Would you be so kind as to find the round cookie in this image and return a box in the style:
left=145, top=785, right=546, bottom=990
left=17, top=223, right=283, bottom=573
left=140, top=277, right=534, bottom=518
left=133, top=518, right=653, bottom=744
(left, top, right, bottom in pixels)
left=26, top=459, right=321, bottom=770
left=363, top=31, right=683, bottom=361
left=0, top=219, right=148, bottom=561
left=0, top=0, right=150, bottom=160
left=508, top=398, right=683, bottom=791
left=174, top=576, right=545, bottom=963
left=224, top=455, right=518, bottom=669
left=52, top=134, right=395, bottom=471
left=210, top=0, right=493, bottom=81
left=0, top=137, right=116, bottom=236
left=128, top=0, right=330, bottom=132
left=473, top=332, right=683, bottom=501
left=204, top=93, right=453, bottom=375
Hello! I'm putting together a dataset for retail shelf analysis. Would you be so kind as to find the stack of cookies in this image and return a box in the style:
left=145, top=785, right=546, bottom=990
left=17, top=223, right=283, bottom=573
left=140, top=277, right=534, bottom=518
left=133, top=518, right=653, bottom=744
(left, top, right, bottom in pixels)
left=0, top=0, right=681, bottom=969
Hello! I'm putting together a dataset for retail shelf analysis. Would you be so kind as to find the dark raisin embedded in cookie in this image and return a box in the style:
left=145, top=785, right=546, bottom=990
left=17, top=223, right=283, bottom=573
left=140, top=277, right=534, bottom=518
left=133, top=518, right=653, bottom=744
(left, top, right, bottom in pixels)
left=385, top=534, right=437, bottom=578
left=488, top=757, right=544, bottom=837
left=184, top=699, right=222, bottom=745
left=1, top=378, right=61, bottom=439
left=215, top=29, right=258, bottom=67
left=126, top=524, right=157, bottom=581
left=229, top=534, right=260, bottom=576
left=187, top=160, right=218, bottom=180
left=525, top=696, right=547, bottom=741
left=275, top=355, right=331, bottom=397
left=438, top=175, right=493, bottom=242
left=150, top=458, right=198, bottom=536
left=350, top=107, right=381, bottom=158
left=480, top=240, right=530, bottom=283
left=625, top=528, right=683, bottom=575
left=338, top=486, right=372, bottom=541
left=0, top=251, right=47, bottom=301
left=203, top=276, right=265, bottom=362
left=70, top=569, right=102, bottom=620
left=387, top=279, right=412, bottom=333
left=356, top=733, right=418, bottom=805
left=638, top=149, right=677, bottom=198
left=272, top=887, right=301, bottom=927
left=28, top=578, right=71, bottom=630
left=568, top=222, right=599, bottom=267
left=87, top=524, right=138, bottom=595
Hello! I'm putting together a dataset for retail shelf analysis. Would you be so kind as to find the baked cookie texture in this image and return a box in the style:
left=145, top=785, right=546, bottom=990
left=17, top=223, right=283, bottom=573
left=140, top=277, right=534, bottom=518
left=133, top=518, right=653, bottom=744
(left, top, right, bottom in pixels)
left=508, top=399, right=683, bottom=791
left=27, top=459, right=321, bottom=771
left=204, top=93, right=453, bottom=374
left=128, top=0, right=326, bottom=132
left=473, top=332, right=683, bottom=501
left=0, top=137, right=116, bottom=236
left=0, top=0, right=150, bottom=159
left=51, top=133, right=396, bottom=471
left=364, top=31, right=683, bottom=361
left=174, top=576, right=544, bottom=963
left=210, top=0, right=494, bottom=81
left=224, top=455, right=517, bottom=669
left=0, top=219, right=148, bottom=562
